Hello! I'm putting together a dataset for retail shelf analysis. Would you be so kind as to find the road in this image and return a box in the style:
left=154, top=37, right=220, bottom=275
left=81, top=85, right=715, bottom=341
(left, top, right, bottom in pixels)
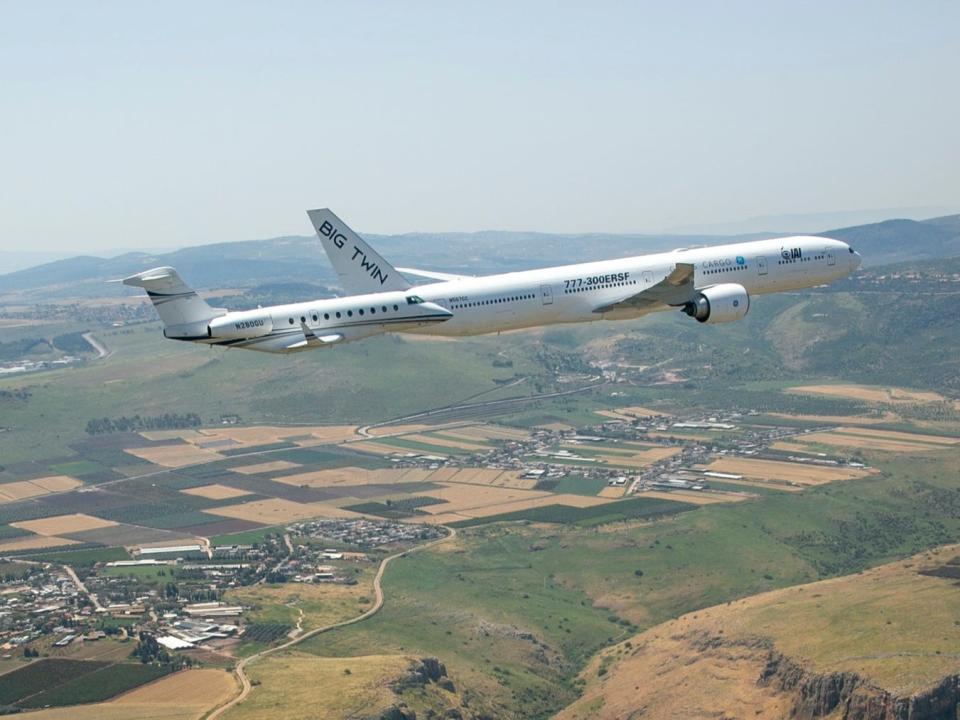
left=205, top=527, right=456, bottom=720
left=81, top=332, right=111, bottom=359
left=358, top=378, right=604, bottom=437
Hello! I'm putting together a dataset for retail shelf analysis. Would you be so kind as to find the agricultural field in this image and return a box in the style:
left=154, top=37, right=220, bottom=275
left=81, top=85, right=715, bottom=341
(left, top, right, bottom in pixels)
left=698, top=457, right=874, bottom=485
left=560, top=545, right=960, bottom=719
left=20, top=668, right=239, bottom=720
left=0, top=475, right=82, bottom=503
left=180, top=483, right=253, bottom=500
left=301, top=443, right=960, bottom=718
left=786, top=384, right=948, bottom=405
left=789, top=425, right=960, bottom=454
left=0, top=658, right=172, bottom=711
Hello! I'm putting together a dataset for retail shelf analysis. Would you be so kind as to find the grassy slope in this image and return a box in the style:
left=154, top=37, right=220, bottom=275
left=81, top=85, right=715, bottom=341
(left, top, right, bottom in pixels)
left=0, top=327, right=548, bottom=464
left=561, top=545, right=960, bottom=719
left=300, top=448, right=960, bottom=718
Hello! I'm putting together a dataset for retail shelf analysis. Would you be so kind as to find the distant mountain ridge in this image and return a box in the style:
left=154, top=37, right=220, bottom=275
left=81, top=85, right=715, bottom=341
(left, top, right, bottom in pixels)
left=2, top=215, right=958, bottom=299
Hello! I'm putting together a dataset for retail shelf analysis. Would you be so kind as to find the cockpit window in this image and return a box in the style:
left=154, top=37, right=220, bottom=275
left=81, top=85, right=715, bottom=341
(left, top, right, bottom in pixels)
left=849, top=247, right=855, bottom=253
left=406, top=295, right=425, bottom=305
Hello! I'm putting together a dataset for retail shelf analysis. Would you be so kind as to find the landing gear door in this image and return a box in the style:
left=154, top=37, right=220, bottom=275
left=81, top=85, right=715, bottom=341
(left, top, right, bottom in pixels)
left=756, top=256, right=768, bottom=275
left=540, top=284, right=553, bottom=305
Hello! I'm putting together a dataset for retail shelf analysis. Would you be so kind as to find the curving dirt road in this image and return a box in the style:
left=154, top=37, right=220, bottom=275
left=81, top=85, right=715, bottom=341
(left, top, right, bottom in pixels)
left=205, top=526, right=456, bottom=720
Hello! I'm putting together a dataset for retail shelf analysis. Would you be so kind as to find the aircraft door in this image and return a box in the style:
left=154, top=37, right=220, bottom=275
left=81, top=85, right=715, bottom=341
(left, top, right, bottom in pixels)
left=826, top=248, right=836, bottom=266
left=756, top=256, right=768, bottom=275
left=540, top=284, right=553, bottom=305
left=642, top=271, right=653, bottom=286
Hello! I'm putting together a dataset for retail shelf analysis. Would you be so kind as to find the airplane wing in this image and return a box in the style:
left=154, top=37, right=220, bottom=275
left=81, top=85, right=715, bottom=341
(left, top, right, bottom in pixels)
left=396, top=267, right=473, bottom=283
left=594, top=263, right=696, bottom=314
left=297, top=321, right=343, bottom=348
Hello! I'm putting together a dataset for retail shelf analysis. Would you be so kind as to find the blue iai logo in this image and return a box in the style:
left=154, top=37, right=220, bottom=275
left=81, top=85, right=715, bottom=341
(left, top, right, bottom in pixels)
left=736, top=256, right=745, bottom=265
left=733, top=299, right=740, bottom=307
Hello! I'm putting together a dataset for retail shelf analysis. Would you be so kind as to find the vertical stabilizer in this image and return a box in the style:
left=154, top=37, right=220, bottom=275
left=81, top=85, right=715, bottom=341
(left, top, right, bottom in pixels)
left=307, top=208, right=411, bottom=294
left=122, top=266, right=224, bottom=335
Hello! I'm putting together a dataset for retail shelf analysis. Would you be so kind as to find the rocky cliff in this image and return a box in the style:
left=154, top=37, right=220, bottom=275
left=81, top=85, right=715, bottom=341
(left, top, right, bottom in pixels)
left=759, top=649, right=959, bottom=720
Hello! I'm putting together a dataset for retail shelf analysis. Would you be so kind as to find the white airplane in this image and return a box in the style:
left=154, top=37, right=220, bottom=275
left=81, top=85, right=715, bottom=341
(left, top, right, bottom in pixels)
left=123, top=209, right=861, bottom=353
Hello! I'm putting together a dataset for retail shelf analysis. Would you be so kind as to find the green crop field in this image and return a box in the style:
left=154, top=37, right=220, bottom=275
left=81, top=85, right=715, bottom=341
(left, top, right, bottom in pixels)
left=18, top=662, right=172, bottom=708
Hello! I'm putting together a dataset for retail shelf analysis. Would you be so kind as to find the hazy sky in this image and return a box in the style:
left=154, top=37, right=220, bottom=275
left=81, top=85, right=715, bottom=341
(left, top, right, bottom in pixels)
left=1, top=1, right=958, bottom=252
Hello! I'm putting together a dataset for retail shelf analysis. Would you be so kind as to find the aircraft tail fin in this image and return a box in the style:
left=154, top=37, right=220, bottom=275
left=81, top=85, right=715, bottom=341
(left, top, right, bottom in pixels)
left=123, top=266, right=225, bottom=333
left=307, top=208, right=411, bottom=294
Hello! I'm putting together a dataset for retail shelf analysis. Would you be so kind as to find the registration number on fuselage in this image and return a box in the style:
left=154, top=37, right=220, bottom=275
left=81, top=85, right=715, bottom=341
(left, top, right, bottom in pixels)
left=563, top=272, right=630, bottom=289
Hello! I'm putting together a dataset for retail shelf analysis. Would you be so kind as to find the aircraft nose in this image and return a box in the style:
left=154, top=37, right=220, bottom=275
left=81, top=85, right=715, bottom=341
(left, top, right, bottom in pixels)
left=849, top=248, right=862, bottom=271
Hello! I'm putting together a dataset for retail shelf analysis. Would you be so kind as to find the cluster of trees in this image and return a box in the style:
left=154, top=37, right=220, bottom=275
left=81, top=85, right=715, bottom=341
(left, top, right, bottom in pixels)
left=85, top=413, right=202, bottom=435
left=131, top=632, right=171, bottom=664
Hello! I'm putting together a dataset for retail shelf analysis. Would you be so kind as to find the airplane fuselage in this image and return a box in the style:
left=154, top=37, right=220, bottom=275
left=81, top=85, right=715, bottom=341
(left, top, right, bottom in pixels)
left=181, top=235, right=859, bottom=353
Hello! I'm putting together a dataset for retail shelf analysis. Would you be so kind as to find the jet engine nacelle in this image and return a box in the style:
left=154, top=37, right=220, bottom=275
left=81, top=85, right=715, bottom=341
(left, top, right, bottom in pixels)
left=207, top=312, right=273, bottom=339
left=682, top=283, right=750, bottom=324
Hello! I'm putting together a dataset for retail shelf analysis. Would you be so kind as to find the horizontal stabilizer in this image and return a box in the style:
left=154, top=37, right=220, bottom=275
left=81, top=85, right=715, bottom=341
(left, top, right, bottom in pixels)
left=397, top=267, right=473, bottom=283
left=122, top=266, right=224, bottom=330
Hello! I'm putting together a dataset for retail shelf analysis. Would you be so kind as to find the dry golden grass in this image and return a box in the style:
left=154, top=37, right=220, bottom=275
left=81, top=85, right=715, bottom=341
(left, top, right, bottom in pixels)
left=647, top=430, right=715, bottom=442
left=588, top=446, right=681, bottom=468
left=769, top=441, right=823, bottom=454
left=21, top=668, right=238, bottom=720
left=12, top=513, right=118, bottom=535
left=787, top=384, right=946, bottom=404
left=403, top=433, right=489, bottom=451
left=0, top=476, right=83, bottom=503
left=230, top=460, right=301, bottom=475
left=598, top=486, right=627, bottom=499
left=205, top=498, right=362, bottom=524
left=274, top=467, right=420, bottom=488
left=594, top=410, right=634, bottom=421
left=139, top=429, right=204, bottom=441
left=0, top=535, right=78, bottom=552
left=27, top=475, right=82, bottom=492
left=639, top=489, right=748, bottom=505
left=348, top=441, right=415, bottom=456
left=701, top=457, right=872, bottom=485
left=274, top=466, right=375, bottom=487
left=448, top=424, right=531, bottom=441
left=536, top=422, right=576, bottom=431
left=561, top=545, right=960, bottom=719
left=114, top=667, right=239, bottom=706
left=196, top=424, right=358, bottom=447
left=0, top=482, right=47, bottom=501
left=767, top=412, right=898, bottom=425
left=426, top=467, right=460, bottom=482
left=703, top=476, right=805, bottom=493
left=125, top=444, right=224, bottom=468
left=226, top=653, right=416, bottom=720
left=414, top=484, right=609, bottom=523
left=832, top=426, right=959, bottom=445
left=798, top=432, right=944, bottom=453
left=226, top=578, right=372, bottom=632
left=618, top=405, right=670, bottom=417
left=557, top=623, right=791, bottom=720
left=367, top=423, right=443, bottom=437
left=415, top=483, right=550, bottom=513
left=180, top=484, right=252, bottom=500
